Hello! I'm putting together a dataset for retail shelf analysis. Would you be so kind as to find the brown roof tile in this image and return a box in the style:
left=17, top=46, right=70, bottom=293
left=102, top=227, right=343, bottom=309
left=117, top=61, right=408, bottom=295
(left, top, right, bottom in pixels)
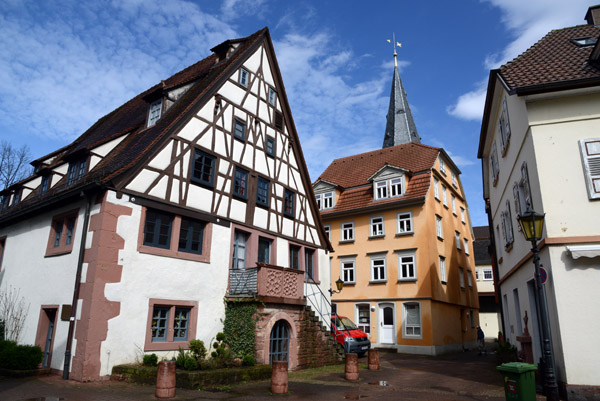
left=500, top=25, right=600, bottom=90
left=318, top=142, right=440, bottom=189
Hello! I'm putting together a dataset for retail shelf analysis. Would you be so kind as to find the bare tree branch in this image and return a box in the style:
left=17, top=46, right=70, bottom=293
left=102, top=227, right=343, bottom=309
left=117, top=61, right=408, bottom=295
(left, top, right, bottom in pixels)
left=0, top=141, right=32, bottom=190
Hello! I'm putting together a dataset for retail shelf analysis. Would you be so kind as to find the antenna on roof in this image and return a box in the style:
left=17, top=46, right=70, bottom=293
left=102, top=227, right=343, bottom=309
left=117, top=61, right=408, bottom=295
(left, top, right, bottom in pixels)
left=387, top=33, right=402, bottom=68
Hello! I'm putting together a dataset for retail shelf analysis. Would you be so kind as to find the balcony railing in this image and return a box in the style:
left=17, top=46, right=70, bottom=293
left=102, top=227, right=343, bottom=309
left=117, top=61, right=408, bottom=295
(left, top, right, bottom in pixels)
left=228, top=263, right=304, bottom=303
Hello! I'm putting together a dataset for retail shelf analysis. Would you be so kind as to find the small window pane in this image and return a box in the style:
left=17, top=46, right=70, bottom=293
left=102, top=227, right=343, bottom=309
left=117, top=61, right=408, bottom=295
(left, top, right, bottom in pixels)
left=284, top=189, right=295, bottom=218
left=192, top=150, right=216, bottom=187
left=233, top=168, right=249, bottom=199
left=178, top=218, right=205, bottom=254
left=266, top=137, right=275, bottom=157
left=234, top=120, right=246, bottom=140
left=258, top=237, right=271, bottom=264
left=143, top=210, right=173, bottom=249
left=173, top=308, right=190, bottom=341
left=257, top=177, right=270, bottom=207
left=151, top=307, right=169, bottom=342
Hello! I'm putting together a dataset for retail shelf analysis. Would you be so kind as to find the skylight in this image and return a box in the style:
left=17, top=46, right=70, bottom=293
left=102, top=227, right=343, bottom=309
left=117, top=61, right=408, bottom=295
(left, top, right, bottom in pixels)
left=571, top=37, right=598, bottom=47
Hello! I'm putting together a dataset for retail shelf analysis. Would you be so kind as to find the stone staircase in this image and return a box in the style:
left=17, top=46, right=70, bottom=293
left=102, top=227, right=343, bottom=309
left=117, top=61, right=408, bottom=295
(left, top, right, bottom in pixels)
left=296, top=306, right=345, bottom=369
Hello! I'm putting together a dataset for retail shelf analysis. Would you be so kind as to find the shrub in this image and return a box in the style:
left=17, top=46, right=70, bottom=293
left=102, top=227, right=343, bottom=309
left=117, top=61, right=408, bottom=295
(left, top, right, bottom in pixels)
left=242, top=354, right=255, bottom=366
left=184, top=357, right=197, bottom=371
left=189, top=339, right=207, bottom=362
left=0, top=340, right=42, bottom=370
left=497, top=340, right=518, bottom=364
left=143, top=353, right=158, bottom=366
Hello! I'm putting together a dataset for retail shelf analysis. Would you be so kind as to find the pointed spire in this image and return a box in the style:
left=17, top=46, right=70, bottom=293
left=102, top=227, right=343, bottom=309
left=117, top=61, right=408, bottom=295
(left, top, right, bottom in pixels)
left=382, top=39, right=420, bottom=148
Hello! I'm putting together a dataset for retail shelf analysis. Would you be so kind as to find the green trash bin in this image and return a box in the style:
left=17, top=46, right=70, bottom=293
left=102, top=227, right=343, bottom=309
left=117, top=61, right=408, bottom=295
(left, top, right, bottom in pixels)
left=497, top=362, right=537, bottom=401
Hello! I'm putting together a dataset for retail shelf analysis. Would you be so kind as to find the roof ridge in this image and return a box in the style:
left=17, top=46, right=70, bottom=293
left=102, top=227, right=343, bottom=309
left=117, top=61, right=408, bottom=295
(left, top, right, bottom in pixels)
left=330, top=142, right=440, bottom=164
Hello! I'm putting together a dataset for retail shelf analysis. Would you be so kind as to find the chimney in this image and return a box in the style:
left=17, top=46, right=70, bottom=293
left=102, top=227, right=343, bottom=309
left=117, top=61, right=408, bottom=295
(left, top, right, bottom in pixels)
left=585, top=5, right=600, bottom=25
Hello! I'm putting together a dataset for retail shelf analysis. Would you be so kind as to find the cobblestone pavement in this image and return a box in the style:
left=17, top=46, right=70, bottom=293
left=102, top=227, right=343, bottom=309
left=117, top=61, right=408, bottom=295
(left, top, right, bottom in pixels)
left=0, top=350, right=546, bottom=400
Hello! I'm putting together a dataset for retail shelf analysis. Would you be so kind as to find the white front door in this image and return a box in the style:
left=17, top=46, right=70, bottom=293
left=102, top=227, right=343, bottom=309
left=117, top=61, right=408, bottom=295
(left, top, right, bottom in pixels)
left=379, top=303, right=395, bottom=344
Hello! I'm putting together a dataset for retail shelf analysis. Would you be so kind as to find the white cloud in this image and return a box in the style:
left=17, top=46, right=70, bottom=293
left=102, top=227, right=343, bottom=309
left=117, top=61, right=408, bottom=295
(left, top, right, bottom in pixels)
left=0, top=0, right=236, bottom=143
left=449, top=0, right=597, bottom=121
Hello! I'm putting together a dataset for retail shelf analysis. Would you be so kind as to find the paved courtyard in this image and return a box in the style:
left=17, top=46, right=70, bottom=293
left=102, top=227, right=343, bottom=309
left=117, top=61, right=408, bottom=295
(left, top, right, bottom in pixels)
left=0, top=350, right=545, bottom=400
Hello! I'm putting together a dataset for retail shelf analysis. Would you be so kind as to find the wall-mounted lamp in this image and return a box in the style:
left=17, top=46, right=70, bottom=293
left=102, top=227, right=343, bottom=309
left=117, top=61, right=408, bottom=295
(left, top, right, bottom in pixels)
left=328, top=277, right=344, bottom=296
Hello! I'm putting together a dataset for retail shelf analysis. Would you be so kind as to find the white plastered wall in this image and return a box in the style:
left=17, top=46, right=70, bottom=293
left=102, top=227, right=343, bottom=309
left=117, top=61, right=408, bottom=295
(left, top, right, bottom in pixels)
left=100, top=191, right=231, bottom=375
left=0, top=199, right=91, bottom=372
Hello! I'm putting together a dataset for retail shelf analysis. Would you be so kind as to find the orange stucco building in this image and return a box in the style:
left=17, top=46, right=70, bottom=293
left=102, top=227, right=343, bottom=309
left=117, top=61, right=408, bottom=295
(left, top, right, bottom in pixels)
left=314, top=59, right=479, bottom=354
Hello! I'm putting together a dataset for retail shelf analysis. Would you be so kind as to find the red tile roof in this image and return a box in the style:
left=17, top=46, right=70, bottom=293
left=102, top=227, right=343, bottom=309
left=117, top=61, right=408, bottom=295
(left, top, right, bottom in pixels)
left=500, top=25, right=600, bottom=90
left=317, top=142, right=439, bottom=216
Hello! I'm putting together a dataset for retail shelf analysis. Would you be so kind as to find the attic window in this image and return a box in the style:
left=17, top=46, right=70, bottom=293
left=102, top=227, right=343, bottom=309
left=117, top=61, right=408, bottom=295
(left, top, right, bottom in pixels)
left=572, top=37, right=598, bottom=47
left=268, top=88, right=276, bottom=106
left=67, top=159, right=87, bottom=186
left=148, top=99, right=163, bottom=127
left=240, top=68, right=249, bottom=88
left=274, top=111, right=283, bottom=130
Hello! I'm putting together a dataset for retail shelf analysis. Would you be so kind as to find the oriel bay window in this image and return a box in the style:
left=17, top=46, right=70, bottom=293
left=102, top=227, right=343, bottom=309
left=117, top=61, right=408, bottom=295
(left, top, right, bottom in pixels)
left=145, top=299, right=198, bottom=351
left=46, top=209, right=79, bottom=257
left=139, top=208, right=211, bottom=263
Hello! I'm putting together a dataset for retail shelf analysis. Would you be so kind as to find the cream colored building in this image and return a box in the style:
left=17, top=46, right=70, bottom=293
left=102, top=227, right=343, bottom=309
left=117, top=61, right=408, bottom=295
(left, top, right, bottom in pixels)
left=473, top=226, right=501, bottom=340
left=478, top=7, right=600, bottom=398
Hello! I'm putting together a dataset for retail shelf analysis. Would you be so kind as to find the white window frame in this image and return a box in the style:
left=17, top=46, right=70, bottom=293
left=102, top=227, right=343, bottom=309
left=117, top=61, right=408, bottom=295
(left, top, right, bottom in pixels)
left=375, top=180, right=388, bottom=200
left=439, top=157, right=446, bottom=174
left=370, top=216, right=385, bottom=237
left=341, top=222, right=355, bottom=242
left=396, top=211, right=413, bottom=235
left=464, top=238, right=469, bottom=255
left=436, top=215, right=443, bottom=239
left=467, top=270, right=473, bottom=288
left=499, top=98, right=511, bottom=154
left=356, top=303, right=371, bottom=335
left=147, top=99, right=163, bottom=127
left=475, top=269, right=479, bottom=281
left=456, top=231, right=461, bottom=251
left=483, top=267, right=493, bottom=281
left=579, top=138, right=600, bottom=199
left=451, top=171, right=457, bottom=187
left=439, top=256, right=447, bottom=283
left=442, top=185, right=448, bottom=206
left=397, top=251, right=417, bottom=281
left=451, top=195, right=456, bottom=215
left=433, top=177, right=440, bottom=200
left=389, top=177, right=403, bottom=197
left=370, top=254, right=387, bottom=282
left=402, top=302, right=422, bottom=339
left=341, top=258, right=356, bottom=284
left=239, top=68, right=249, bottom=88
left=316, top=191, right=334, bottom=210
left=459, top=267, right=465, bottom=289
left=268, top=87, right=276, bottom=106
left=323, top=224, right=331, bottom=240
left=460, top=207, right=466, bottom=224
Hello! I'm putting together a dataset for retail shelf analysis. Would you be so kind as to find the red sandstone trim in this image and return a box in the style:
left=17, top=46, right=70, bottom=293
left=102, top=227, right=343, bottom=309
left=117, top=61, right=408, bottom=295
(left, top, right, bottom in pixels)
left=261, top=310, right=299, bottom=370
left=71, top=192, right=132, bottom=381
left=144, top=299, right=199, bottom=351
left=44, top=208, right=80, bottom=257
left=34, top=305, right=59, bottom=368
left=229, top=223, right=278, bottom=268
left=137, top=206, right=213, bottom=263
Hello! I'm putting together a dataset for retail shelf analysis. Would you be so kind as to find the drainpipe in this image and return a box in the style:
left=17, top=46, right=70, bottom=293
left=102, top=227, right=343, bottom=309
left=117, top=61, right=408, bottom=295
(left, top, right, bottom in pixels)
left=63, top=192, right=93, bottom=380
left=485, top=199, right=506, bottom=338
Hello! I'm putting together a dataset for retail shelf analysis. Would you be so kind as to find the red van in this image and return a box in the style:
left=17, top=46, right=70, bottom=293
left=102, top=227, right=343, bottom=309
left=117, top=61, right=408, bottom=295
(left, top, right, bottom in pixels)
left=330, top=314, right=371, bottom=356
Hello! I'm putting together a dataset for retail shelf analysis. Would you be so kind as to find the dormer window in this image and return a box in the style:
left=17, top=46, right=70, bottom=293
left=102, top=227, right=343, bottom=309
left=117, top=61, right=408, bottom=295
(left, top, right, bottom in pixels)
left=0, top=194, right=8, bottom=211
left=40, top=175, right=50, bottom=195
left=11, top=188, right=21, bottom=206
left=239, top=68, right=249, bottom=88
left=374, top=176, right=405, bottom=200
left=148, top=99, right=163, bottom=127
left=316, top=191, right=334, bottom=210
left=67, top=159, right=87, bottom=186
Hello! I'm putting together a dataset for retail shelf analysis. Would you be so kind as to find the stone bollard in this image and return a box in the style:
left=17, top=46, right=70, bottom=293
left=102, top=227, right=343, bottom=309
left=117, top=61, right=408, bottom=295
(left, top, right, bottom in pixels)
left=271, top=361, right=288, bottom=394
left=345, top=353, right=359, bottom=381
left=155, top=360, right=176, bottom=399
left=368, top=349, right=379, bottom=370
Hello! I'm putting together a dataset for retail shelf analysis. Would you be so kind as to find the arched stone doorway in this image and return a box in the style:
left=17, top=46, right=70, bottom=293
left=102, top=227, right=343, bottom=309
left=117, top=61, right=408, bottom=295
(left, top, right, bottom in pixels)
left=269, top=320, right=290, bottom=363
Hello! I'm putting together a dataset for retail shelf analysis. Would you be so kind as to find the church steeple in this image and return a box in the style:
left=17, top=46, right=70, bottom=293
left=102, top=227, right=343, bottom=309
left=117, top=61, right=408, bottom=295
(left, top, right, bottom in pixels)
left=382, top=37, right=420, bottom=148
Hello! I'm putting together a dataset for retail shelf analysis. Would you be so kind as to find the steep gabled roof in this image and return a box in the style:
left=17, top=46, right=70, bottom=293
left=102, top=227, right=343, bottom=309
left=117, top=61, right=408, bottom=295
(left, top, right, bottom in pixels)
left=318, top=142, right=439, bottom=189
left=0, top=28, right=267, bottom=222
left=499, top=24, right=600, bottom=92
left=316, top=142, right=440, bottom=216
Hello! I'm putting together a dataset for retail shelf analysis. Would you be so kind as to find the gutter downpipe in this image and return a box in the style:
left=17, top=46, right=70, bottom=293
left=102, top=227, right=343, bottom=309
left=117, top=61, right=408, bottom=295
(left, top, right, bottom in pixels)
left=63, top=191, right=93, bottom=380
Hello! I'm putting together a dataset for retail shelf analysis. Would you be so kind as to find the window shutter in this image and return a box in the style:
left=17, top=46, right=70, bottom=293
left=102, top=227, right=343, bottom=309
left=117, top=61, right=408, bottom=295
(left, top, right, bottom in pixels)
left=505, top=200, right=514, bottom=244
left=502, top=99, right=511, bottom=143
left=498, top=119, right=505, bottom=153
left=513, top=182, right=521, bottom=217
left=501, top=211, right=507, bottom=245
left=579, top=138, right=600, bottom=199
left=521, top=162, right=532, bottom=209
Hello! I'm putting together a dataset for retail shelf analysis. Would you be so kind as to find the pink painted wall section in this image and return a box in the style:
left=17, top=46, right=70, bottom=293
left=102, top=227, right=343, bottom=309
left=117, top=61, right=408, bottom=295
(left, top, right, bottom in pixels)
left=71, top=192, right=132, bottom=381
left=257, top=265, right=304, bottom=301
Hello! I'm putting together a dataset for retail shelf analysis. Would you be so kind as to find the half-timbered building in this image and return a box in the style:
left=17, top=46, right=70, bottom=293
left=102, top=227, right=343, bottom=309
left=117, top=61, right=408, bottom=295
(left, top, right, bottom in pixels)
left=0, top=28, right=337, bottom=381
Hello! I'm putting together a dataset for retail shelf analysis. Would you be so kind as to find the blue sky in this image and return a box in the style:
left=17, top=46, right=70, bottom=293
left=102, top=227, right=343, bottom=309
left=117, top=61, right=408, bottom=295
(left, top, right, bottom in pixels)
left=0, top=0, right=596, bottom=226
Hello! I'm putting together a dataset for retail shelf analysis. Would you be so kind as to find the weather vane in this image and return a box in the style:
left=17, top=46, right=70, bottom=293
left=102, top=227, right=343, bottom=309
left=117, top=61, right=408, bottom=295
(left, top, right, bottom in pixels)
left=387, top=33, right=402, bottom=67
